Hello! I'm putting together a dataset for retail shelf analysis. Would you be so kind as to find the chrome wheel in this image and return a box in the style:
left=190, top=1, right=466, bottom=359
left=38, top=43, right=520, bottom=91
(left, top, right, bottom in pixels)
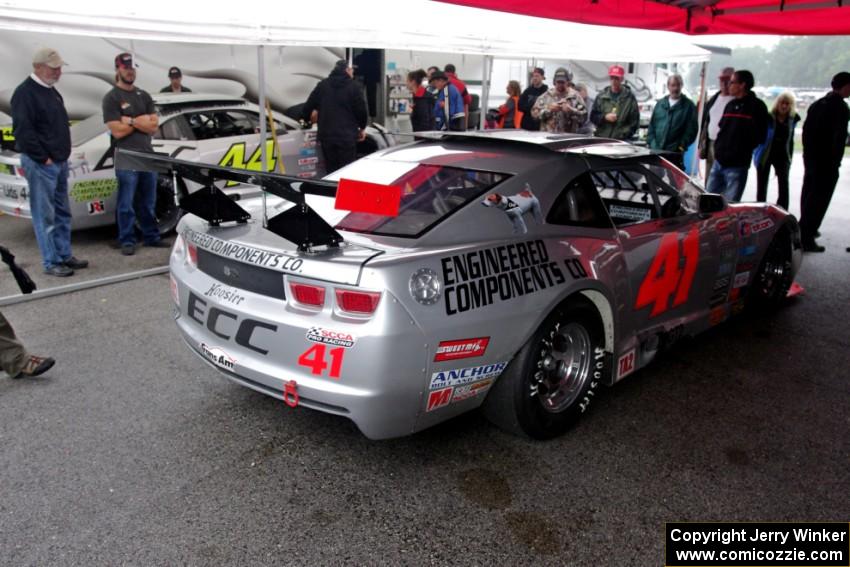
left=755, top=236, right=792, bottom=303
left=532, top=321, right=592, bottom=413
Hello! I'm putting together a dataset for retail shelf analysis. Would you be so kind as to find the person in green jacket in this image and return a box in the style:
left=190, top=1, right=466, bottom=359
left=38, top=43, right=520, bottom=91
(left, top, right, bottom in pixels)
left=591, top=65, right=640, bottom=140
left=647, top=74, right=698, bottom=170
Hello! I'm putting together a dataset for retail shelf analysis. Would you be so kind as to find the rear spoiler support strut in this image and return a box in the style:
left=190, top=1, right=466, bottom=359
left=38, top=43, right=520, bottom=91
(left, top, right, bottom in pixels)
left=117, top=149, right=342, bottom=251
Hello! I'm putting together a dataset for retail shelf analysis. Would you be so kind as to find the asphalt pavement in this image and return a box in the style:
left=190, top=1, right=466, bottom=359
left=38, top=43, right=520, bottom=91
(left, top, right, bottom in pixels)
left=0, top=160, right=849, bottom=565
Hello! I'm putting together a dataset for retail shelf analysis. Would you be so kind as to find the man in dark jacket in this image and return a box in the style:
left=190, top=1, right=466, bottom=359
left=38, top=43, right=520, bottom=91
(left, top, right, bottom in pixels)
left=647, top=74, right=698, bottom=170
left=706, top=70, right=768, bottom=202
left=798, top=71, right=850, bottom=252
left=591, top=65, right=640, bottom=140
left=698, top=67, right=735, bottom=178
left=518, top=67, right=548, bottom=131
left=302, top=60, right=368, bottom=173
left=10, top=47, right=87, bottom=277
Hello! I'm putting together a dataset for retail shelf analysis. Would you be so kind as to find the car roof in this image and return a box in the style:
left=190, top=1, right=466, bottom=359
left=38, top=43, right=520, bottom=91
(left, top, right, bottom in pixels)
left=412, top=130, right=649, bottom=158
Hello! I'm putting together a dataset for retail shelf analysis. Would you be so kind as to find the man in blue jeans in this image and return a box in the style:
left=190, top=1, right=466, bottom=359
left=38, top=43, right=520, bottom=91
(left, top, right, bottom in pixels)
left=706, top=70, right=768, bottom=202
left=10, top=48, right=88, bottom=276
left=102, top=52, right=169, bottom=255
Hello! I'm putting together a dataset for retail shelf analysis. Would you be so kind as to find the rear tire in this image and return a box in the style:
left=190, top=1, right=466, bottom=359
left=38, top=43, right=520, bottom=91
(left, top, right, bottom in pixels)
left=482, top=299, right=605, bottom=439
left=750, top=228, right=793, bottom=310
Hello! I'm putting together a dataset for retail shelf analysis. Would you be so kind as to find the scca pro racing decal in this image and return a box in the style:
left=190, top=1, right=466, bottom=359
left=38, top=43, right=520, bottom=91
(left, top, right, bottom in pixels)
left=182, top=228, right=304, bottom=273
left=441, top=240, right=566, bottom=316
left=430, top=361, right=507, bottom=390
left=306, top=327, right=356, bottom=348
left=201, top=344, right=235, bottom=371
left=434, top=337, right=489, bottom=362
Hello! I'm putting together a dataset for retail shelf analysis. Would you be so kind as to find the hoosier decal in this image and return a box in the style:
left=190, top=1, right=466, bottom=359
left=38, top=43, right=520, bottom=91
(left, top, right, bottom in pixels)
left=441, top=240, right=566, bottom=315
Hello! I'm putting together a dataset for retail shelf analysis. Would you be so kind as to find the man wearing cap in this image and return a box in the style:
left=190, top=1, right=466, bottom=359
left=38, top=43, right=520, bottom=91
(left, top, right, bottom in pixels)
left=531, top=67, right=586, bottom=134
left=698, top=67, right=735, bottom=179
left=647, top=74, right=698, bottom=170
left=591, top=65, right=639, bottom=140
left=11, top=48, right=88, bottom=277
left=706, top=70, right=768, bottom=203
left=429, top=71, right=466, bottom=132
left=160, top=67, right=192, bottom=93
left=302, top=60, right=368, bottom=173
left=102, top=52, right=168, bottom=256
left=518, top=67, right=548, bottom=131
left=798, top=71, right=850, bottom=253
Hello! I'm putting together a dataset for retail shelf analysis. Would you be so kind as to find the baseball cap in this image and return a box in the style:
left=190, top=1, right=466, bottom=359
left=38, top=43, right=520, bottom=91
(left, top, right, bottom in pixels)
left=115, top=52, right=137, bottom=69
left=553, top=67, right=572, bottom=83
left=168, top=66, right=182, bottom=78
left=608, top=65, right=625, bottom=79
left=430, top=70, right=448, bottom=82
left=32, top=48, right=66, bottom=69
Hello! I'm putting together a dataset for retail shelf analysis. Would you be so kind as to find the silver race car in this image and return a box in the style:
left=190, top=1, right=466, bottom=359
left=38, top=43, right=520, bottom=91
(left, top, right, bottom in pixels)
left=135, top=130, right=801, bottom=440
left=0, top=93, right=394, bottom=234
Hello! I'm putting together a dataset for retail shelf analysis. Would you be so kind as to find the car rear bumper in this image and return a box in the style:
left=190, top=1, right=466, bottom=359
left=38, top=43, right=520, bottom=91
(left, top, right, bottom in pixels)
left=170, top=254, right=429, bottom=440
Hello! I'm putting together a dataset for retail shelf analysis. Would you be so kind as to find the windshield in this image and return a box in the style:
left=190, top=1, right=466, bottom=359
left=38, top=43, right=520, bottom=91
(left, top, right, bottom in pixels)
left=70, top=114, right=108, bottom=146
left=335, top=164, right=508, bottom=238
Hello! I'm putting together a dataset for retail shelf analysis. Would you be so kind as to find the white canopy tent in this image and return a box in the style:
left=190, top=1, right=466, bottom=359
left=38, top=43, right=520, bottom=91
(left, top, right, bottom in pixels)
left=0, top=0, right=710, bottom=62
left=0, top=0, right=712, bottom=196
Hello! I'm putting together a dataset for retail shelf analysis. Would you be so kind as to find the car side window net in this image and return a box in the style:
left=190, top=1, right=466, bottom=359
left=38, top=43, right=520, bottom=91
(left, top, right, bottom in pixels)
left=336, top=165, right=508, bottom=238
left=546, top=172, right=613, bottom=229
left=590, top=168, right=661, bottom=226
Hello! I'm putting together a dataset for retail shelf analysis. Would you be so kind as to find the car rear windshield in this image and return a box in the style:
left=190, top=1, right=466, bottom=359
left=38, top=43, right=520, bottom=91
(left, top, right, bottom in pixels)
left=335, top=164, right=508, bottom=238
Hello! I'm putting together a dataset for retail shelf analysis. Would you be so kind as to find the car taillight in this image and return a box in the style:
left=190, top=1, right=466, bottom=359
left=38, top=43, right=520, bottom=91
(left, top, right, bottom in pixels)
left=290, top=282, right=325, bottom=307
left=170, top=274, right=179, bottom=305
left=187, top=242, right=198, bottom=267
left=14, top=166, right=25, bottom=178
left=335, top=289, right=381, bottom=314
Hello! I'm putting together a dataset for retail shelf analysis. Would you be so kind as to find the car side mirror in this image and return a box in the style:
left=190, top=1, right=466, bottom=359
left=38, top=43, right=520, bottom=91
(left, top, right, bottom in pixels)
left=698, top=193, right=727, bottom=217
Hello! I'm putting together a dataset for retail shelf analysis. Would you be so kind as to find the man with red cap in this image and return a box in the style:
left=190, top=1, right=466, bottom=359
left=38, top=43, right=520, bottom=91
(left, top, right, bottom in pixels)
left=591, top=64, right=639, bottom=140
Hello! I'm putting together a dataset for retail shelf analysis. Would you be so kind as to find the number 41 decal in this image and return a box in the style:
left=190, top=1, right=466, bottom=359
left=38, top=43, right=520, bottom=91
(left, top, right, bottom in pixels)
left=635, top=227, right=699, bottom=317
left=298, top=344, right=344, bottom=379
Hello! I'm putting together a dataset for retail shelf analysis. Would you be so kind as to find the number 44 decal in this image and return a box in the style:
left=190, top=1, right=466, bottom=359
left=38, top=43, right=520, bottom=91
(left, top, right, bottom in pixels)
left=635, top=227, right=700, bottom=317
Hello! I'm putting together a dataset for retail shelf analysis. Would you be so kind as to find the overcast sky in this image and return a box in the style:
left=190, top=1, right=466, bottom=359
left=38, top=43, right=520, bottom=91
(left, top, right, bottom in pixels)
left=698, top=34, right=783, bottom=50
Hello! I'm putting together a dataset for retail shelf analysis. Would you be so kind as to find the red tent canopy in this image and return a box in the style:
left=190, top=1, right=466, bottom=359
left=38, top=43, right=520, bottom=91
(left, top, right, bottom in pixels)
left=438, top=0, right=850, bottom=35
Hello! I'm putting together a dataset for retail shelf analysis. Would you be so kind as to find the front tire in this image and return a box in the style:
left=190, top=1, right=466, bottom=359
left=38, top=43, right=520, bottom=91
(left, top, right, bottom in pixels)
left=482, top=299, right=606, bottom=439
left=750, top=228, right=793, bottom=310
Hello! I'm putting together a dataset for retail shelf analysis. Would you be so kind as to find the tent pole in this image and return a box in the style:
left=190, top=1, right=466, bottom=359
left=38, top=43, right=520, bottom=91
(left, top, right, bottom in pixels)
left=480, top=55, right=493, bottom=130
left=258, top=45, right=268, bottom=226
left=693, top=60, right=707, bottom=180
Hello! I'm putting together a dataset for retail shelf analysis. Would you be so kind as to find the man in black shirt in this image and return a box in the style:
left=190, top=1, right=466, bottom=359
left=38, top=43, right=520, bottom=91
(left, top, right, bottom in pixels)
left=302, top=60, right=368, bottom=173
left=798, top=72, right=850, bottom=252
left=10, top=47, right=88, bottom=277
left=706, top=70, right=769, bottom=202
left=102, top=52, right=168, bottom=256
left=159, top=67, right=192, bottom=94
left=518, top=67, right=548, bottom=131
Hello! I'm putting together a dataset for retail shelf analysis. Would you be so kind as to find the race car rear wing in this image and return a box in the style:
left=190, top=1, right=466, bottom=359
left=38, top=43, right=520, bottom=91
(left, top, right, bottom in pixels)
left=117, top=149, right=342, bottom=251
